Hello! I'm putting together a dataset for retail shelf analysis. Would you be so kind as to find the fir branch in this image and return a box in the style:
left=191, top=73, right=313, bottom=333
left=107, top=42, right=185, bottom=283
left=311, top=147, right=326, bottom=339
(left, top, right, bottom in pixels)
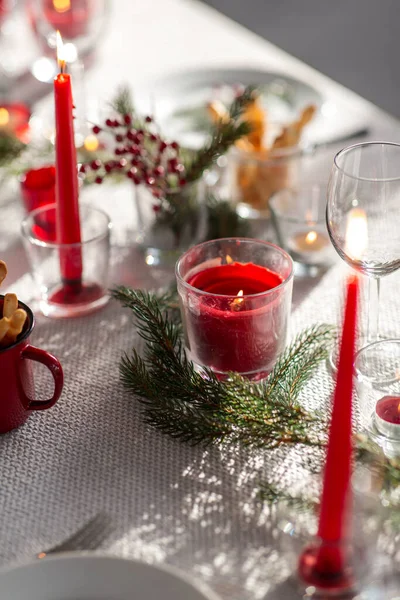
left=184, top=85, right=257, bottom=183
left=112, top=286, right=332, bottom=449
left=206, top=194, right=251, bottom=239
left=0, top=133, right=25, bottom=167
left=110, top=85, right=134, bottom=116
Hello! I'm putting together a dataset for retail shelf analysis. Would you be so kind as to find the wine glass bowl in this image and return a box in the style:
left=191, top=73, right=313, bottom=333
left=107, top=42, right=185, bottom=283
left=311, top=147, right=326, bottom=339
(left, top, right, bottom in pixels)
left=327, top=142, right=400, bottom=342
left=327, top=142, right=400, bottom=278
left=27, top=0, right=110, bottom=80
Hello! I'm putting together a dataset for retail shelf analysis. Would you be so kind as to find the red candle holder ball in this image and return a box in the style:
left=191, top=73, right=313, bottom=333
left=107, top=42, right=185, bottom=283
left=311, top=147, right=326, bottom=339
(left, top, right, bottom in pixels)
left=176, top=238, right=293, bottom=381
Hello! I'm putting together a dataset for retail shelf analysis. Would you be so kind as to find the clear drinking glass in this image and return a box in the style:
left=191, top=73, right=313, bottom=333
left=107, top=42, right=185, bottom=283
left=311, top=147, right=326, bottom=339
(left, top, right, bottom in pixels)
left=176, top=238, right=293, bottom=381
left=327, top=142, right=400, bottom=343
left=355, top=339, right=400, bottom=458
left=21, top=203, right=111, bottom=318
left=270, top=183, right=336, bottom=276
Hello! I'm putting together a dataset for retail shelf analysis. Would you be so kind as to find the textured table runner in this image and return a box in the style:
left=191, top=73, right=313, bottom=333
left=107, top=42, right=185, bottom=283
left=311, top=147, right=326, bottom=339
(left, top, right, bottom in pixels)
left=1, top=183, right=400, bottom=600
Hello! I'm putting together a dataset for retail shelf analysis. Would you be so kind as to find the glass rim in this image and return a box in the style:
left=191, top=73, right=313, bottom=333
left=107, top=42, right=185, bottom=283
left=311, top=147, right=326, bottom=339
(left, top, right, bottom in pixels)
left=175, top=237, right=294, bottom=299
left=21, top=203, right=112, bottom=249
left=354, top=338, right=400, bottom=384
left=270, top=184, right=327, bottom=224
left=334, top=141, right=400, bottom=182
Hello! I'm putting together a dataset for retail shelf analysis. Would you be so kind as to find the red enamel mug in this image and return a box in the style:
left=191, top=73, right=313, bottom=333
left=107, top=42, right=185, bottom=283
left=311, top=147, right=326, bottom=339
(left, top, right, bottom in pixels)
left=0, top=295, right=63, bottom=433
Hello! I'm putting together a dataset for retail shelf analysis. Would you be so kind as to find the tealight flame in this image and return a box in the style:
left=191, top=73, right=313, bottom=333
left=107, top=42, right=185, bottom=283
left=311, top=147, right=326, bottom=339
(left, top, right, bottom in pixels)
left=395, top=368, right=400, bottom=380
left=0, top=107, right=9, bottom=127
left=345, top=208, right=368, bottom=261
left=231, top=289, right=244, bottom=310
left=305, top=230, right=317, bottom=245
left=56, top=31, right=66, bottom=73
left=53, top=0, right=71, bottom=13
left=84, top=134, right=99, bottom=152
left=398, top=402, right=400, bottom=415
left=225, top=255, right=233, bottom=264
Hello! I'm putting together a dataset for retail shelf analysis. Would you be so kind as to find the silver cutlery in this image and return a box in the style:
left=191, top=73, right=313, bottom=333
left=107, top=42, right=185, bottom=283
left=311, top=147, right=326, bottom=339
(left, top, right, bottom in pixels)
left=36, top=513, right=113, bottom=559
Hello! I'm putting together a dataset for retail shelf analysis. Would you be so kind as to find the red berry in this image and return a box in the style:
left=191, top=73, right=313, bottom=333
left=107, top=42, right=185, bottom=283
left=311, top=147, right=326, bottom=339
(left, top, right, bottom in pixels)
left=170, top=141, right=179, bottom=150
left=150, top=134, right=157, bottom=142
left=130, top=145, right=141, bottom=156
left=145, top=116, right=152, bottom=123
left=115, top=148, right=122, bottom=156
left=105, top=118, right=113, bottom=127
left=115, top=133, right=124, bottom=142
left=146, top=176, right=155, bottom=186
left=118, top=158, right=127, bottom=168
left=113, top=119, right=120, bottom=127
left=153, top=165, right=165, bottom=176
left=92, top=125, right=101, bottom=135
left=176, top=163, right=185, bottom=173
left=132, top=175, right=141, bottom=185
left=131, top=158, right=139, bottom=167
left=168, top=158, right=178, bottom=172
left=105, top=163, right=113, bottom=173
left=152, top=204, right=161, bottom=212
left=124, top=114, right=132, bottom=125
left=79, top=164, right=87, bottom=173
left=179, top=178, right=187, bottom=186
left=127, top=130, right=136, bottom=141
left=159, top=141, right=167, bottom=152
left=91, top=159, right=101, bottom=170
left=95, top=176, right=103, bottom=184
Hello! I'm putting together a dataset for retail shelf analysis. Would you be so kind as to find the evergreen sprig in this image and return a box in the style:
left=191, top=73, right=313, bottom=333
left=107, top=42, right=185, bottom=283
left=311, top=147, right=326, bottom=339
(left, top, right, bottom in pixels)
left=0, top=133, right=25, bottom=167
left=112, top=286, right=334, bottom=448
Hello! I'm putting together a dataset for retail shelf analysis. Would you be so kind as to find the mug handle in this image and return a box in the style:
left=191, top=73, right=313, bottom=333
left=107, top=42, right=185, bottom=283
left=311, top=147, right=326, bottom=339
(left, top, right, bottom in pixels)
left=20, top=345, right=64, bottom=410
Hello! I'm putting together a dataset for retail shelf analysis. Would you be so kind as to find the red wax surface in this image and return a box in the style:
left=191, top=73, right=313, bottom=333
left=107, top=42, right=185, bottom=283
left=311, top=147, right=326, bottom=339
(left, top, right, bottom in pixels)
left=49, top=282, right=103, bottom=306
left=299, top=276, right=359, bottom=585
left=188, top=262, right=282, bottom=295
left=54, top=71, right=82, bottom=286
left=43, top=0, right=90, bottom=39
left=376, top=396, right=400, bottom=424
left=184, top=262, right=289, bottom=378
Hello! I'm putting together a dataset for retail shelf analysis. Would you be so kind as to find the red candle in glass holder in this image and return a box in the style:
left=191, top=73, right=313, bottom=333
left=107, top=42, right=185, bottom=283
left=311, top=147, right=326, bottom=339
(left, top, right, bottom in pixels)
left=375, top=395, right=400, bottom=437
left=185, top=262, right=287, bottom=378
left=43, top=0, right=90, bottom=39
left=0, top=103, right=30, bottom=142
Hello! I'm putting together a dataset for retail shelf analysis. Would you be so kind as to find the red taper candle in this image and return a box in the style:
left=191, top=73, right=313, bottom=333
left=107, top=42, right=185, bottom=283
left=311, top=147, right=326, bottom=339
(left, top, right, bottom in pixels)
left=54, top=31, right=82, bottom=287
left=298, top=275, right=359, bottom=588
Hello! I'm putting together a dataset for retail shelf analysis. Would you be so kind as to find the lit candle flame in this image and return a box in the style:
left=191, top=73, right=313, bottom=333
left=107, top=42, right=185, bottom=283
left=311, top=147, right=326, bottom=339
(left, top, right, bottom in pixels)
left=345, top=208, right=368, bottom=261
left=53, top=0, right=71, bottom=13
left=305, top=230, right=317, bottom=245
left=225, top=255, right=233, bottom=264
left=0, top=107, right=9, bottom=127
left=84, top=134, right=99, bottom=152
left=231, top=289, right=244, bottom=310
left=56, top=31, right=66, bottom=73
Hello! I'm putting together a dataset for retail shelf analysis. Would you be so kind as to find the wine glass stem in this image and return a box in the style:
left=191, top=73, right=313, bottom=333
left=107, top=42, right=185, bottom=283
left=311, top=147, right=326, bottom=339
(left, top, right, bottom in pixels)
left=367, top=277, right=381, bottom=342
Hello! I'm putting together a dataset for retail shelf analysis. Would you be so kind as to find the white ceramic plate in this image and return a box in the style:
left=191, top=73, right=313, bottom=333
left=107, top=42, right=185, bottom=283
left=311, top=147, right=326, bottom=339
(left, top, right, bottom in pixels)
left=134, top=67, right=324, bottom=148
left=0, top=554, right=222, bottom=600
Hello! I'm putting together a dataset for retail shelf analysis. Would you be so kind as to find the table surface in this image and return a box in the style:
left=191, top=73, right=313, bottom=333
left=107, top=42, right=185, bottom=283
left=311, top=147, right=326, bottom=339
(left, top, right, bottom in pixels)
left=1, top=1, right=400, bottom=598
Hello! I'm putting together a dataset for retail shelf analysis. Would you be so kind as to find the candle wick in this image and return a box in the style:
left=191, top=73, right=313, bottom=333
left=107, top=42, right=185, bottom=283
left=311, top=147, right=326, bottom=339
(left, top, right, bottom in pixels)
left=60, top=60, right=66, bottom=75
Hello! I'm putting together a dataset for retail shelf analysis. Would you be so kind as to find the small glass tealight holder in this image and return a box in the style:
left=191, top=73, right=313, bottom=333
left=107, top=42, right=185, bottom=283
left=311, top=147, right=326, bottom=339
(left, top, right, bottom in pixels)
left=21, top=204, right=111, bottom=318
left=355, top=339, right=400, bottom=458
left=176, top=238, right=293, bottom=381
left=270, top=183, right=336, bottom=276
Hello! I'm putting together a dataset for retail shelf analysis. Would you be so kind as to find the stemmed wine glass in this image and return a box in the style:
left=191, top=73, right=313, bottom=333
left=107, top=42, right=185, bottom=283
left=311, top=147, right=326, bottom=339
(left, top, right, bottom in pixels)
left=327, top=142, right=400, bottom=343
left=27, top=0, right=110, bottom=82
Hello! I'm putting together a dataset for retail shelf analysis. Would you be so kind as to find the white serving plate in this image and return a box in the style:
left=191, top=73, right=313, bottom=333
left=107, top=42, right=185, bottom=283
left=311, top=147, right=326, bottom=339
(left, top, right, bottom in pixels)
left=0, top=554, right=222, bottom=600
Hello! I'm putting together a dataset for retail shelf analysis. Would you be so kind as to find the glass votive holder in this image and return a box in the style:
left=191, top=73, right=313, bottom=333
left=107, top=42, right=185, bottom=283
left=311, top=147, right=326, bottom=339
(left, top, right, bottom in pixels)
left=176, top=238, right=293, bottom=381
left=227, top=145, right=302, bottom=220
left=20, top=165, right=56, bottom=213
left=270, top=183, right=336, bottom=276
left=21, top=204, right=111, bottom=318
left=355, top=340, right=400, bottom=458
left=276, top=467, right=384, bottom=598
